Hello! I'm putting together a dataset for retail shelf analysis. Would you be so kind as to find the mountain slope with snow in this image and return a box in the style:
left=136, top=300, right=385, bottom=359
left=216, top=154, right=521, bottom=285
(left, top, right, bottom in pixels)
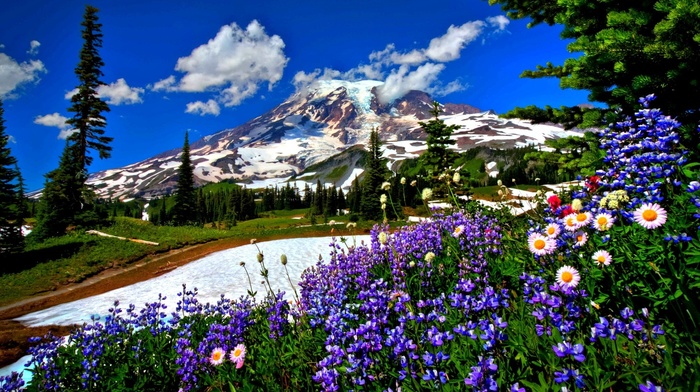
left=87, top=80, right=583, bottom=199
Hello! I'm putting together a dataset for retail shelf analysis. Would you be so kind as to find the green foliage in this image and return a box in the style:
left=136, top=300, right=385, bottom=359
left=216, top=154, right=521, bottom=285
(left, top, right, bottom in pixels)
left=10, top=99, right=700, bottom=392
left=418, top=101, right=459, bottom=179
left=523, top=131, right=605, bottom=179
left=500, top=104, right=608, bottom=129
left=171, top=132, right=197, bottom=226
left=31, top=142, right=87, bottom=240
left=489, top=0, right=700, bottom=134
left=0, top=100, right=24, bottom=256
left=65, top=5, right=112, bottom=171
left=360, top=129, right=389, bottom=220
left=32, top=6, right=113, bottom=240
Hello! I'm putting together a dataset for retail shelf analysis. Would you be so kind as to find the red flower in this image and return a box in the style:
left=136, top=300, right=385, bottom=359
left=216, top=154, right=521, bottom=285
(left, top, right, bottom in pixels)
left=559, top=205, right=574, bottom=218
left=586, top=176, right=601, bottom=192
left=547, top=195, right=561, bottom=210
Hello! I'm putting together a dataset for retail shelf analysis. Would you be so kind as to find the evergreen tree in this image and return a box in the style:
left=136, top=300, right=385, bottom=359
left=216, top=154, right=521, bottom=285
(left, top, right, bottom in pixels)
left=523, top=131, right=605, bottom=179
left=419, top=102, right=459, bottom=177
left=349, top=176, right=362, bottom=213
left=66, top=5, right=112, bottom=172
left=33, top=142, right=84, bottom=239
left=489, top=0, right=700, bottom=132
left=171, top=132, right=197, bottom=226
left=239, top=188, right=256, bottom=221
left=158, top=197, right=168, bottom=225
left=33, top=6, right=112, bottom=239
left=324, top=185, right=338, bottom=216
left=302, top=183, right=312, bottom=208
left=14, top=164, right=28, bottom=227
left=360, top=129, right=389, bottom=220
left=195, top=188, right=206, bottom=225
left=337, top=187, right=347, bottom=212
left=0, top=100, right=24, bottom=256
left=314, top=179, right=324, bottom=215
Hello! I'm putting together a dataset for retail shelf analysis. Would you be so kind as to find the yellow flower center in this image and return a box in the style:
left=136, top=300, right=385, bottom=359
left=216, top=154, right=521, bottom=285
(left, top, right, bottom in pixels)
left=534, top=239, right=546, bottom=250
left=233, top=348, right=242, bottom=357
left=642, top=209, right=658, bottom=221
left=547, top=227, right=556, bottom=235
left=566, top=218, right=575, bottom=227
left=597, top=216, right=608, bottom=226
left=577, top=235, right=584, bottom=242
left=212, top=351, right=223, bottom=361
left=576, top=213, right=588, bottom=222
left=561, top=271, right=573, bottom=283
left=597, top=255, right=606, bottom=263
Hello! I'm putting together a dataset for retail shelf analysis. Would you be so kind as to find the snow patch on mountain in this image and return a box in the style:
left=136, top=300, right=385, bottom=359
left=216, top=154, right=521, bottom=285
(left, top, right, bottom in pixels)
left=309, top=80, right=383, bottom=114
left=85, top=79, right=585, bottom=199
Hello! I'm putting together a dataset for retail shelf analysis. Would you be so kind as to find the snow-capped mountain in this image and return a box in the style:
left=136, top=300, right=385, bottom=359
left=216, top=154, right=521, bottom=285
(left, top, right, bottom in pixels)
left=87, top=79, right=583, bottom=199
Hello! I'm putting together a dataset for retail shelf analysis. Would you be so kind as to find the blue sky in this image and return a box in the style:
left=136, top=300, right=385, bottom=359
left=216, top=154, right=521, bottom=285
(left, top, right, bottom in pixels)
left=1, top=0, right=593, bottom=191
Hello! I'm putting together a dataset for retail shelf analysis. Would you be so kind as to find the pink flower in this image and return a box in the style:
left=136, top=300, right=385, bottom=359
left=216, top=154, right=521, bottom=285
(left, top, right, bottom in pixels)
left=528, top=232, right=557, bottom=256
left=209, top=347, right=225, bottom=366
left=592, top=250, right=612, bottom=266
left=556, top=265, right=581, bottom=288
left=229, top=344, right=246, bottom=368
left=633, top=203, right=667, bottom=229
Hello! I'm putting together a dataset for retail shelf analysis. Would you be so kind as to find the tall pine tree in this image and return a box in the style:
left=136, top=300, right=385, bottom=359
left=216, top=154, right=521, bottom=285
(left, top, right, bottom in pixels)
left=419, top=101, right=458, bottom=177
left=0, top=100, right=24, bottom=256
left=360, top=129, right=389, bottom=220
left=172, top=131, right=197, bottom=226
left=33, top=5, right=112, bottom=239
left=66, top=5, right=112, bottom=172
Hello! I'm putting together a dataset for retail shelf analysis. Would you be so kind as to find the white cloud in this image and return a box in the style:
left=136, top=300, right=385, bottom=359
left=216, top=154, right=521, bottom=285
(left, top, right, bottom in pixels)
left=64, top=88, right=78, bottom=100
left=34, top=113, right=77, bottom=139
left=7, top=135, right=16, bottom=144
left=150, top=75, right=177, bottom=92
left=33, top=113, right=69, bottom=128
left=185, top=99, right=221, bottom=116
left=294, top=17, right=505, bottom=104
left=376, top=63, right=445, bottom=105
left=487, top=15, right=510, bottom=31
left=64, top=79, right=144, bottom=105
left=0, top=53, right=46, bottom=98
left=434, top=79, right=468, bottom=96
left=27, top=40, right=41, bottom=55
left=159, top=20, right=288, bottom=107
left=369, top=44, right=426, bottom=66
left=292, top=68, right=342, bottom=91
left=98, top=78, right=144, bottom=105
left=425, top=21, right=485, bottom=62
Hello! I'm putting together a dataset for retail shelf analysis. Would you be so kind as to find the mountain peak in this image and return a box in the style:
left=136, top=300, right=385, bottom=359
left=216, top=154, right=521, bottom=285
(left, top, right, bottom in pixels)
left=87, top=81, right=583, bottom=199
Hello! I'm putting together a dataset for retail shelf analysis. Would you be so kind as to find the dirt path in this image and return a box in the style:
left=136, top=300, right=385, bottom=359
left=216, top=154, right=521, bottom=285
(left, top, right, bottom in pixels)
left=0, top=231, right=338, bottom=369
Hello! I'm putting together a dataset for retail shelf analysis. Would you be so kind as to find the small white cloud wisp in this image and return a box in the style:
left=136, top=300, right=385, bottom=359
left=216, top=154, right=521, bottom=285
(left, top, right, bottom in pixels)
left=0, top=52, right=46, bottom=98
left=185, top=99, right=221, bottom=116
left=33, top=113, right=76, bottom=140
left=64, top=78, right=144, bottom=105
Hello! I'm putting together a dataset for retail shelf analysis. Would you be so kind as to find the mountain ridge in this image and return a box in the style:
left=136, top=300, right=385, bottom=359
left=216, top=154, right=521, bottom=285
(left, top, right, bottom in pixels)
left=85, top=79, right=583, bottom=199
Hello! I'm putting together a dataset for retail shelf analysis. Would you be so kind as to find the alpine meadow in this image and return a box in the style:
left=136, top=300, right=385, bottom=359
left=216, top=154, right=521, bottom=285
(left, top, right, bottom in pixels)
left=0, top=1, right=699, bottom=391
